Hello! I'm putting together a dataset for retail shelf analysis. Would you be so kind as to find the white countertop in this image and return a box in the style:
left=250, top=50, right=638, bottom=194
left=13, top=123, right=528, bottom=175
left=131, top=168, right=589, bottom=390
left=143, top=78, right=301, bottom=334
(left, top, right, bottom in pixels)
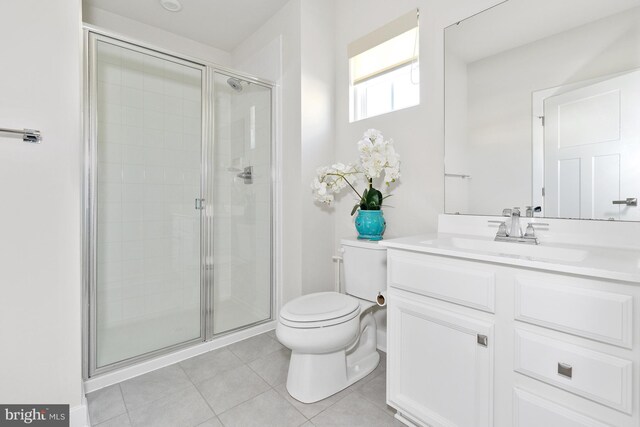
left=380, top=233, right=640, bottom=284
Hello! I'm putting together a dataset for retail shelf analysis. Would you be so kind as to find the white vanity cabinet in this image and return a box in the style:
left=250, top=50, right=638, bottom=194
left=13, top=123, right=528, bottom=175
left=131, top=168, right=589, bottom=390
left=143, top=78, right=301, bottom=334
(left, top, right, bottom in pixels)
left=388, top=288, right=494, bottom=427
left=386, top=249, right=496, bottom=427
left=384, top=245, right=640, bottom=427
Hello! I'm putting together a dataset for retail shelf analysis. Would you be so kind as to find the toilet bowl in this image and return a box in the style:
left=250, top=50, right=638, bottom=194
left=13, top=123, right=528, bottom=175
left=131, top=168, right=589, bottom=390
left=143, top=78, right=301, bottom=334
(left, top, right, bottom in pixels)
left=276, top=239, right=387, bottom=403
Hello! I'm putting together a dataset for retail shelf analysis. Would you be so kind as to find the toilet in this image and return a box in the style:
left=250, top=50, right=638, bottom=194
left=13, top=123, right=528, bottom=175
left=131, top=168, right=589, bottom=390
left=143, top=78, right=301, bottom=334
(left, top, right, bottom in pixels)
left=276, top=238, right=387, bottom=403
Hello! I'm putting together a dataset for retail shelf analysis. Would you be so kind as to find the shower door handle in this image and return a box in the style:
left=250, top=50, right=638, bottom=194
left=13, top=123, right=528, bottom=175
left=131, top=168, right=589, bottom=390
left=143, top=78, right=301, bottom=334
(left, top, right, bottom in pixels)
left=195, top=198, right=205, bottom=210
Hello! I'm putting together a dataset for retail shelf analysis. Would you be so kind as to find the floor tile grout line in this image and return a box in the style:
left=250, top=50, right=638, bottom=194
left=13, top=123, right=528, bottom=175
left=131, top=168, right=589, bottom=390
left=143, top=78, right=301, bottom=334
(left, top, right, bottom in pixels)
left=205, top=362, right=272, bottom=418
left=272, top=384, right=309, bottom=422
left=305, top=387, right=357, bottom=424
left=176, top=362, right=197, bottom=387
left=351, top=388, right=396, bottom=419
left=124, top=352, right=239, bottom=426
left=87, top=384, right=129, bottom=427
left=117, top=383, right=133, bottom=426
left=191, top=376, right=220, bottom=424
left=181, top=350, right=246, bottom=388
left=243, top=351, right=288, bottom=386
left=179, top=357, right=222, bottom=422
left=215, top=387, right=276, bottom=420
left=122, top=380, right=194, bottom=415
left=226, top=332, right=284, bottom=364
left=308, top=389, right=395, bottom=426
left=272, top=382, right=334, bottom=422
left=214, top=382, right=309, bottom=425
left=267, top=383, right=309, bottom=424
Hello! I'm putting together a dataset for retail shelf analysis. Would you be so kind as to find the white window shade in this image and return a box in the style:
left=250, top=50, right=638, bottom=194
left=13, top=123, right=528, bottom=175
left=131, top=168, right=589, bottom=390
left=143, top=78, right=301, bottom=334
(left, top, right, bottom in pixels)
left=348, top=10, right=419, bottom=85
left=348, top=9, right=420, bottom=122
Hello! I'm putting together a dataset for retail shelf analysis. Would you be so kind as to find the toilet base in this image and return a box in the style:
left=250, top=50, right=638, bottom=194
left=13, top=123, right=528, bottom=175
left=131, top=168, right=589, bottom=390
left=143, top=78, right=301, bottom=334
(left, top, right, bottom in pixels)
left=286, top=311, right=380, bottom=403
left=286, top=349, right=380, bottom=404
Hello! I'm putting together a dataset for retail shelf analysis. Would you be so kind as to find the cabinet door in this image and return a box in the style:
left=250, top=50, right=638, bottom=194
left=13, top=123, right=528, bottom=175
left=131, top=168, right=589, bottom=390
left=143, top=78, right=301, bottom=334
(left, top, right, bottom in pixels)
left=387, top=289, right=494, bottom=427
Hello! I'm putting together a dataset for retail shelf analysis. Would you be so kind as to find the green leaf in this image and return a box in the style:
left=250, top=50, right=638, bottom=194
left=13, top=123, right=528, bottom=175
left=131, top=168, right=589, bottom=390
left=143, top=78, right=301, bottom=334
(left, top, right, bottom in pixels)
left=350, top=203, right=359, bottom=216
left=365, top=188, right=383, bottom=209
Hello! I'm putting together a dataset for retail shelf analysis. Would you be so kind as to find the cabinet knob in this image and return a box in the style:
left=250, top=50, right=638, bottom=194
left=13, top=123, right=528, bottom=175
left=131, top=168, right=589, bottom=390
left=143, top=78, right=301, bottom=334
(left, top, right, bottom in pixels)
left=557, top=362, right=573, bottom=379
left=477, top=334, right=488, bottom=347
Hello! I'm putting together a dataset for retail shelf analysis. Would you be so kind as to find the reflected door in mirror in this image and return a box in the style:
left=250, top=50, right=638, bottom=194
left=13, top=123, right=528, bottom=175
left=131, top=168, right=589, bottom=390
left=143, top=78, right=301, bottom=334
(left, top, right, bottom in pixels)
left=544, top=70, right=640, bottom=221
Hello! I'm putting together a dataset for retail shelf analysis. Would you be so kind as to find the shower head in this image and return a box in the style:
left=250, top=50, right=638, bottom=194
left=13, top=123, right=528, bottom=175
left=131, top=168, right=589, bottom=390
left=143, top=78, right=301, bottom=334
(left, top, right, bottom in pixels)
left=227, top=77, right=244, bottom=92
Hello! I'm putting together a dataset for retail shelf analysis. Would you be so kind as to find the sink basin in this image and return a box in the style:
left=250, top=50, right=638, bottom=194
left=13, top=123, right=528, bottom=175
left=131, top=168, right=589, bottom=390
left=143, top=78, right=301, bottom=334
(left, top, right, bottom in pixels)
left=421, top=237, right=588, bottom=263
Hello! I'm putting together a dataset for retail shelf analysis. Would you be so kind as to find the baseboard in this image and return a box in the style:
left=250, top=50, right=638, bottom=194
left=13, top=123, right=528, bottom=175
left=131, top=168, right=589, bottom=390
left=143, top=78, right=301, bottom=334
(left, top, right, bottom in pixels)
left=84, top=320, right=276, bottom=393
left=70, top=397, right=89, bottom=427
left=395, top=412, right=419, bottom=427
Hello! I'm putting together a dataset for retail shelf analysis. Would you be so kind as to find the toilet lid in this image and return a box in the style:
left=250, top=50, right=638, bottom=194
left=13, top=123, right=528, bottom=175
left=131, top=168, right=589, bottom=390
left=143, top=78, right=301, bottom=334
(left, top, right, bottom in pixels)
left=280, top=292, right=360, bottom=323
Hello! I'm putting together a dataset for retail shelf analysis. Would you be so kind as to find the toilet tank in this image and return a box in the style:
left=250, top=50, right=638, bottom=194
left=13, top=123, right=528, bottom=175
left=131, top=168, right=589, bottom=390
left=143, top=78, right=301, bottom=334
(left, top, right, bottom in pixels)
left=341, top=238, right=387, bottom=302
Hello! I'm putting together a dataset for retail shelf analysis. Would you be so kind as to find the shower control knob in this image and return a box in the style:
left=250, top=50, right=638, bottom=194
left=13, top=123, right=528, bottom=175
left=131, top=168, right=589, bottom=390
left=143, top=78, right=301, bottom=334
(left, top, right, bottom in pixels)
left=236, top=166, right=253, bottom=184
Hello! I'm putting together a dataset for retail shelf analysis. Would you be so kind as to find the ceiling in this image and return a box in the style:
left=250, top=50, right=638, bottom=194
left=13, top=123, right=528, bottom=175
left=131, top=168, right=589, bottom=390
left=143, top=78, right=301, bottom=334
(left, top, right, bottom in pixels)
left=446, top=0, right=640, bottom=63
left=84, top=0, right=290, bottom=52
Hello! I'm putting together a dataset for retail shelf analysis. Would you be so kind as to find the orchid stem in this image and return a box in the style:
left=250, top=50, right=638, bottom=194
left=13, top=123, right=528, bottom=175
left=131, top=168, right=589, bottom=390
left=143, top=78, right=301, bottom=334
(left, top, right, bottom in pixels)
left=326, top=173, right=364, bottom=200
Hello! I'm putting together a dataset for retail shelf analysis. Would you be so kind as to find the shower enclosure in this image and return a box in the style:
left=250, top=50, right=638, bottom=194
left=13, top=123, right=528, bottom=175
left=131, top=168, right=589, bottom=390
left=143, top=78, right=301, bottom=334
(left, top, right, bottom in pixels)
left=84, top=31, right=274, bottom=377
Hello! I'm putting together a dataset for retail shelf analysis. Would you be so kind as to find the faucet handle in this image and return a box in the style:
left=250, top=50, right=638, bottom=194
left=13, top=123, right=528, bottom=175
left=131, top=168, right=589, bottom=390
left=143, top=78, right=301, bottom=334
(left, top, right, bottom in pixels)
left=489, top=220, right=508, bottom=237
left=525, top=206, right=534, bottom=217
left=524, top=222, right=549, bottom=238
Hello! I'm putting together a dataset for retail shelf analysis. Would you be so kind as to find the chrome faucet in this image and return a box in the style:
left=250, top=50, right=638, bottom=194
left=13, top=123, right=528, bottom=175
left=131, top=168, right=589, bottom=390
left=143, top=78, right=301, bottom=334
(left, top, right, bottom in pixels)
left=490, top=207, right=548, bottom=245
left=509, top=207, right=522, bottom=238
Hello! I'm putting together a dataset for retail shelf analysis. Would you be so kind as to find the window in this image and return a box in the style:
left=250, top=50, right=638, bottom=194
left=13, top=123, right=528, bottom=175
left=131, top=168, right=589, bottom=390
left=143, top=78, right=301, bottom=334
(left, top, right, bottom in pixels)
left=349, top=10, right=420, bottom=122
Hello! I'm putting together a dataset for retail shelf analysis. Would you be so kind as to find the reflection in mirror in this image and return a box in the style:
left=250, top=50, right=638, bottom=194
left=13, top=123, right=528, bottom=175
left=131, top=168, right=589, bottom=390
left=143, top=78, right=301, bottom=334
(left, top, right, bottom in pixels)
left=444, top=0, right=640, bottom=221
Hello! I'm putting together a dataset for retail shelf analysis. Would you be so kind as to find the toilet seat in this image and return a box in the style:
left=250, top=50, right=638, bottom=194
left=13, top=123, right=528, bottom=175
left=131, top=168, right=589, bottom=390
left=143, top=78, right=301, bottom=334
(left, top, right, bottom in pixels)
left=280, top=292, right=360, bottom=329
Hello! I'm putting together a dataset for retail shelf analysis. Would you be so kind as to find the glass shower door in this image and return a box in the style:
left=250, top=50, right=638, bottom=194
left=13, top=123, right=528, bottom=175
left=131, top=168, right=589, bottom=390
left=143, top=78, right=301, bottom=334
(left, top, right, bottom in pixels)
left=92, top=38, right=204, bottom=370
left=211, top=72, right=272, bottom=334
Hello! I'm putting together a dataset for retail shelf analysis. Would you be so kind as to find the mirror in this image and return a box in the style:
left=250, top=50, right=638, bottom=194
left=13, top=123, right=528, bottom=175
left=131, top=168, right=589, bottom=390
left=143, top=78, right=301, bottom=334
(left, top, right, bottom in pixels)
left=444, top=0, right=640, bottom=221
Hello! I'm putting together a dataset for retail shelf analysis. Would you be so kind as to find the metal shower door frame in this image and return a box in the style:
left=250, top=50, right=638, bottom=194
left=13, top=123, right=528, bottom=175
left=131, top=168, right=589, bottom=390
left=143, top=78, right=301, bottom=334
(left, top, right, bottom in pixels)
left=82, top=27, right=277, bottom=379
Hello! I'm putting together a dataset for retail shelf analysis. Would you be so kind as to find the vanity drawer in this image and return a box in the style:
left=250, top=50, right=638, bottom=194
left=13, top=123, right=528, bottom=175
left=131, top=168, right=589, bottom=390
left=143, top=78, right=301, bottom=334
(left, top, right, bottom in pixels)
left=388, top=251, right=495, bottom=312
left=514, top=329, right=633, bottom=413
left=515, top=275, right=633, bottom=348
left=514, top=388, right=609, bottom=427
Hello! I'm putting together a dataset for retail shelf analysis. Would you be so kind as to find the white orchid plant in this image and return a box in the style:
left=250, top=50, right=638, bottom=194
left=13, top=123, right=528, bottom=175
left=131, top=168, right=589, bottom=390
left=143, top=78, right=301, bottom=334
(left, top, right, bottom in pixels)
left=311, top=129, right=400, bottom=215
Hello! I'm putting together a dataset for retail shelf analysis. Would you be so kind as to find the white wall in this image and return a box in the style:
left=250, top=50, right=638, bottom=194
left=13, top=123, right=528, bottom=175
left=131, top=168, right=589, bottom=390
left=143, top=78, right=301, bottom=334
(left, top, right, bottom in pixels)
left=232, top=0, right=304, bottom=305
left=232, top=0, right=505, bottom=304
left=83, top=6, right=231, bottom=66
left=0, top=0, right=84, bottom=411
left=300, top=0, right=337, bottom=295
left=457, top=7, right=640, bottom=215
left=332, top=0, right=501, bottom=244
left=232, top=0, right=337, bottom=301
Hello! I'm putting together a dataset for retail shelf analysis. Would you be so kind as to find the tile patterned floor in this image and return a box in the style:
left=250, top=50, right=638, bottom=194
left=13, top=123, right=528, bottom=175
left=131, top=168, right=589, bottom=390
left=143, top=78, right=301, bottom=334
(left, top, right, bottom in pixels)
left=87, top=331, right=400, bottom=427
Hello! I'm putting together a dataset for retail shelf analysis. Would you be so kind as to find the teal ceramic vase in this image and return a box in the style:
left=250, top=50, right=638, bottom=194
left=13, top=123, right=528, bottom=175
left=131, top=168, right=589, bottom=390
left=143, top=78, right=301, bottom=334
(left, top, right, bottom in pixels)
left=355, top=209, right=386, bottom=241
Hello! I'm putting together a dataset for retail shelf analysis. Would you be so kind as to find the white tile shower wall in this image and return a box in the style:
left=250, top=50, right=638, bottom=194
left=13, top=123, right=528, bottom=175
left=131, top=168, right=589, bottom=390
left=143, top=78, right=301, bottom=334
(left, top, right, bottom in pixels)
left=213, top=90, right=233, bottom=302
left=96, top=41, right=203, bottom=367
